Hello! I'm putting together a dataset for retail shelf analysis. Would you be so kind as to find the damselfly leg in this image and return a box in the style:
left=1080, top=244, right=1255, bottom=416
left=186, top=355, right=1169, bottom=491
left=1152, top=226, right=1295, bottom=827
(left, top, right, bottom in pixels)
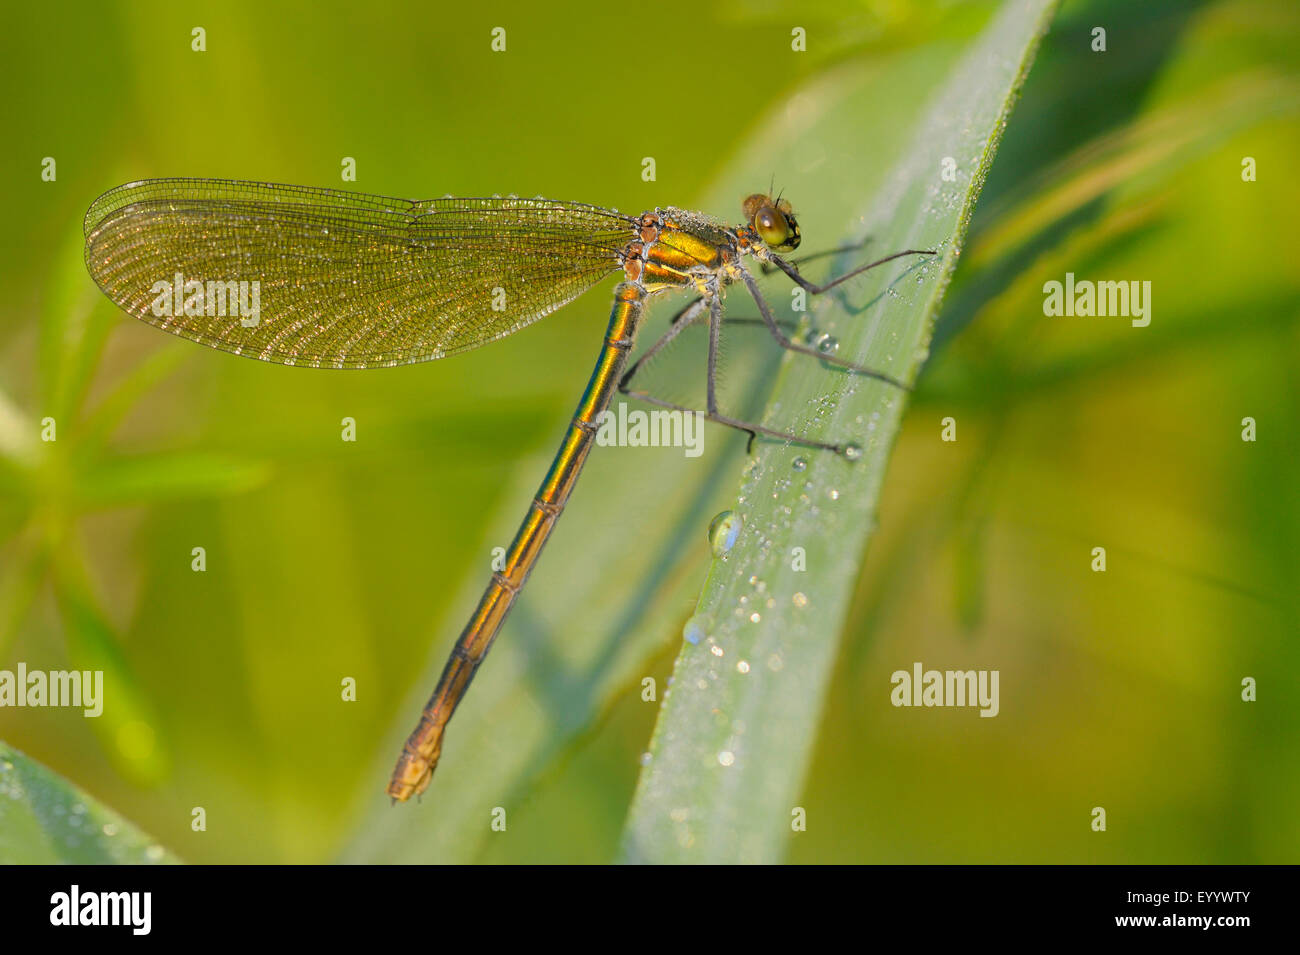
left=620, top=245, right=936, bottom=454
left=755, top=237, right=873, bottom=277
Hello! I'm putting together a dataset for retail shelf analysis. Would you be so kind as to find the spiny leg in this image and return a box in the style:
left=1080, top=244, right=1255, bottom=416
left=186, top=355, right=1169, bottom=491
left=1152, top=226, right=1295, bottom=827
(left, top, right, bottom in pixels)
left=616, top=248, right=935, bottom=454
left=743, top=252, right=935, bottom=389
left=620, top=293, right=845, bottom=455
left=769, top=247, right=936, bottom=296
left=757, top=237, right=872, bottom=277
left=717, top=316, right=797, bottom=333
left=729, top=247, right=932, bottom=354
left=706, top=295, right=722, bottom=414
left=619, top=295, right=798, bottom=393
left=621, top=388, right=845, bottom=455
left=617, top=296, right=707, bottom=392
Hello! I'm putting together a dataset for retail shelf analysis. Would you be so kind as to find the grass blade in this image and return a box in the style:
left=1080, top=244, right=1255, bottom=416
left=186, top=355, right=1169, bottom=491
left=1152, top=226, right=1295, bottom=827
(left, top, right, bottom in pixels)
left=0, top=741, right=179, bottom=863
left=621, top=0, right=1061, bottom=864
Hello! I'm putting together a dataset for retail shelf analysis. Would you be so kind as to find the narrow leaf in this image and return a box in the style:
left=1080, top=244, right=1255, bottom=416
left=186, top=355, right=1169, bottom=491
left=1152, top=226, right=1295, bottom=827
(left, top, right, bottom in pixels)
left=621, top=0, right=1061, bottom=864
left=0, top=742, right=179, bottom=864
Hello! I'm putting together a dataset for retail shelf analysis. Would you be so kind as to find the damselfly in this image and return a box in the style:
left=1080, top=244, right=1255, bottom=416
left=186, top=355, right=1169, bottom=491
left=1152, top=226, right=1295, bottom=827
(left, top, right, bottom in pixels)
left=83, top=178, right=932, bottom=801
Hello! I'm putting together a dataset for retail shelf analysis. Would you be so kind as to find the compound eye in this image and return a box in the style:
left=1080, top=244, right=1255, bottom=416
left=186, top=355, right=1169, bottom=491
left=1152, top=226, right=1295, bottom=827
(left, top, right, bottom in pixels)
left=753, top=204, right=790, bottom=247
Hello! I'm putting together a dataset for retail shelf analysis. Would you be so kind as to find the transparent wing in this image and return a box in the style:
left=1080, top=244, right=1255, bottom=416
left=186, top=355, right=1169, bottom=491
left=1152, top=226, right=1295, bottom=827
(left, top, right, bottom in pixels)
left=84, top=179, right=632, bottom=368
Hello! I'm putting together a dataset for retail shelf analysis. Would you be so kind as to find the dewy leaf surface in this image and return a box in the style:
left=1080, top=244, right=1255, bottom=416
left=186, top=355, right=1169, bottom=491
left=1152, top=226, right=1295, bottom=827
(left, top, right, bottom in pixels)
left=621, top=0, right=1061, bottom=864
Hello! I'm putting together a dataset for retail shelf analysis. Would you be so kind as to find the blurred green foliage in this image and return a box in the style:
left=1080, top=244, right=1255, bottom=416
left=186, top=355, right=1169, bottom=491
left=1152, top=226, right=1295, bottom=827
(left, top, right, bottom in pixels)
left=0, top=0, right=1296, bottom=862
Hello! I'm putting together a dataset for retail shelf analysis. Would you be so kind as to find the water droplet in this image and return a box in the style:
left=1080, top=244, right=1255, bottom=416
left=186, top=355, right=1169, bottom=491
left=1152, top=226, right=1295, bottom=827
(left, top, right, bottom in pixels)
left=791, top=456, right=807, bottom=472
left=101, top=823, right=119, bottom=837
left=828, top=488, right=840, bottom=501
left=737, top=660, right=751, bottom=674
left=816, top=333, right=839, bottom=355
left=749, top=612, right=762, bottom=623
left=639, top=751, right=653, bottom=767
left=793, top=592, right=808, bottom=608
left=145, top=845, right=165, bottom=862
left=710, top=645, right=724, bottom=657
left=708, top=510, right=742, bottom=557
left=843, top=443, right=863, bottom=461
left=682, top=617, right=704, bottom=645
left=718, top=751, right=736, bottom=767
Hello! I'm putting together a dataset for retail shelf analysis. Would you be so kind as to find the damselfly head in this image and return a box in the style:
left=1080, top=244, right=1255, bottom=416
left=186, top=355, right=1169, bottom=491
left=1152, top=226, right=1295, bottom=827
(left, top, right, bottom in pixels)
left=742, top=193, right=801, bottom=252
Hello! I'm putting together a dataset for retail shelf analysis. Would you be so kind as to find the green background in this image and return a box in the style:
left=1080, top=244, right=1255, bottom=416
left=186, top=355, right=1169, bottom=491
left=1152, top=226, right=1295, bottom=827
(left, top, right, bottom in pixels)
left=0, top=0, right=1296, bottom=862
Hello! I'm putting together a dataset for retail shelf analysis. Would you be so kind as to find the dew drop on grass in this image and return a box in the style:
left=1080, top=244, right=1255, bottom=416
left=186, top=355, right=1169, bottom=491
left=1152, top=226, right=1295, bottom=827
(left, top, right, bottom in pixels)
left=682, top=617, right=704, bottom=645
left=708, top=510, right=742, bottom=557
